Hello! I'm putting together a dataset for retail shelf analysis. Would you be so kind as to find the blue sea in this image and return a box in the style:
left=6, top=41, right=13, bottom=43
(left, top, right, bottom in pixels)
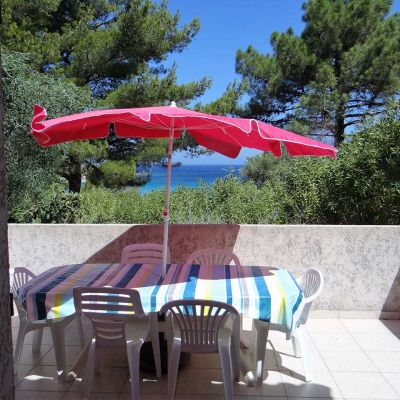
left=138, top=164, right=243, bottom=194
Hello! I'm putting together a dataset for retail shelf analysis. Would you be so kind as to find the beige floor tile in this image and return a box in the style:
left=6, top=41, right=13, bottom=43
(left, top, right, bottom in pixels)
left=307, top=319, right=348, bottom=334
left=191, top=349, right=278, bottom=371
left=381, top=321, right=400, bottom=334
left=353, top=333, right=400, bottom=351
left=267, top=331, right=316, bottom=352
left=366, top=351, right=400, bottom=373
left=14, top=364, right=34, bottom=385
left=12, top=327, right=65, bottom=349
left=64, top=321, right=91, bottom=346
left=121, top=395, right=277, bottom=400
left=234, top=370, right=286, bottom=397
left=341, top=319, right=394, bottom=334
left=119, top=394, right=168, bottom=400
left=240, top=347, right=279, bottom=371
left=121, top=373, right=168, bottom=394
left=182, top=353, right=221, bottom=369
left=233, top=397, right=287, bottom=400
left=175, top=368, right=227, bottom=396
left=320, top=350, right=379, bottom=372
left=69, top=367, right=128, bottom=393
left=382, top=373, right=400, bottom=397
left=16, top=365, right=73, bottom=392
left=281, top=370, right=342, bottom=398
left=160, top=367, right=286, bottom=397
left=9, top=317, right=400, bottom=398
left=288, top=398, right=342, bottom=400
left=310, top=333, right=361, bottom=351
left=331, top=371, right=399, bottom=399
left=39, top=345, right=83, bottom=367
left=15, top=391, right=65, bottom=400
left=223, top=397, right=286, bottom=400
left=97, top=347, right=128, bottom=367
left=64, top=391, right=119, bottom=399
left=17, top=344, right=52, bottom=365
left=288, top=396, right=343, bottom=400
left=276, top=350, right=328, bottom=373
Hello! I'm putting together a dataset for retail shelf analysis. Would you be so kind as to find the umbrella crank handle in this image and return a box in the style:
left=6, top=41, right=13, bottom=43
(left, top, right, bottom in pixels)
left=162, top=209, right=169, bottom=220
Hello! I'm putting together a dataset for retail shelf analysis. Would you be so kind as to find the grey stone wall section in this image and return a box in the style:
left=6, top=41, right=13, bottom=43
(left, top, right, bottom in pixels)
left=8, top=224, right=400, bottom=313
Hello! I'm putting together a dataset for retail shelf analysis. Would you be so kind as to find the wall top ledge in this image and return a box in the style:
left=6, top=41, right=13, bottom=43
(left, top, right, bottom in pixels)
left=8, top=223, right=400, bottom=230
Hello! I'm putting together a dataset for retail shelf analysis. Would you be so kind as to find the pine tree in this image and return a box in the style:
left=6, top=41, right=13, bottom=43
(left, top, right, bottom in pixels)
left=1, top=0, right=211, bottom=191
left=236, top=0, right=400, bottom=145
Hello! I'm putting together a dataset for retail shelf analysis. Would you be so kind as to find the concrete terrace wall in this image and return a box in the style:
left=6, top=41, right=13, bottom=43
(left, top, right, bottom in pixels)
left=8, top=224, right=400, bottom=315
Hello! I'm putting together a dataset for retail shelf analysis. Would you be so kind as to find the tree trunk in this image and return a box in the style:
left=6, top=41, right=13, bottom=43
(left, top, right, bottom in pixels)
left=68, top=171, right=82, bottom=193
left=0, top=47, right=15, bottom=400
left=333, top=56, right=346, bottom=146
left=62, top=156, right=82, bottom=192
left=335, top=105, right=346, bottom=146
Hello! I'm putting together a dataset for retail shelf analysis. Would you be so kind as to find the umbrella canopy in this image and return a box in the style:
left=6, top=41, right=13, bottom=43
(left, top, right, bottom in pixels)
left=31, top=102, right=337, bottom=275
left=32, top=104, right=337, bottom=158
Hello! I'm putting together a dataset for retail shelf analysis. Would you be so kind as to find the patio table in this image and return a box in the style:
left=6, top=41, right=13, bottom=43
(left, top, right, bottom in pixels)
left=18, top=262, right=303, bottom=328
left=17, top=262, right=304, bottom=381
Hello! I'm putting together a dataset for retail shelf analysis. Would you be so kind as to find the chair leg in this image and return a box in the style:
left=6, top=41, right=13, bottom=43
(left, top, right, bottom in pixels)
left=85, top=338, right=97, bottom=398
left=218, top=339, right=233, bottom=400
left=94, top=346, right=101, bottom=374
left=32, top=328, right=44, bottom=354
left=292, top=327, right=312, bottom=382
left=149, top=313, right=162, bottom=378
left=254, top=320, right=269, bottom=385
left=76, top=315, right=85, bottom=350
left=168, top=338, right=181, bottom=400
left=291, top=331, right=301, bottom=358
left=231, top=318, right=240, bottom=381
left=49, top=320, right=67, bottom=380
left=14, top=321, right=28, bottom=374
left=127, top=340, right=143, bottom=400
left=166, top=316, right=174, bottom=363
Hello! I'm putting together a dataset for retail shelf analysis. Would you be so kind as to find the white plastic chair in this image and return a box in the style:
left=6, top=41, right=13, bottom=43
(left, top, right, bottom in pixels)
left=253, top=268, right=323, bottom=384
left=121, top=243, right=170, bottom=264
left=186, top=248, right=250, bottom=350
left=186, top=248, right=241, bottom=267
left=11, top=267, right=84, bottom=377
left=73, top=287, right=161, bottom=399
left=160, top=299, right=240, bottom=400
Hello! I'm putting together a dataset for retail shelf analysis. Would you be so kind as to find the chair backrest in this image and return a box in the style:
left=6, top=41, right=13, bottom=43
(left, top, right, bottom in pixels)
left=160, top=299, right=240, bottom=353
left=185, top=248, right=241, bottom=267
left=73, top=287, right=145, bottom=345
left=298, top=268, right=323, bottom=325
left=121, top=243, right=169, bottom=264
left=10, top=267, right=36, bottom=314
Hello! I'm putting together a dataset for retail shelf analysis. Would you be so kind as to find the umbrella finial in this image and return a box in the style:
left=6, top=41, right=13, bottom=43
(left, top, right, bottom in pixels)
left=170, top=101, right=177, bottom=107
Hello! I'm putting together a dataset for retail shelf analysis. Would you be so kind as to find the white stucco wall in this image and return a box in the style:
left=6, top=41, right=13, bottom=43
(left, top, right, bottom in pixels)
left=8, top=224, right=400, bottom=314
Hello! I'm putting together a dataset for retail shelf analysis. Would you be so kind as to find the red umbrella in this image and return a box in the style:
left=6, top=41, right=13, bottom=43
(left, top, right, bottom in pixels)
left=31, top=102, right=337, bottom=274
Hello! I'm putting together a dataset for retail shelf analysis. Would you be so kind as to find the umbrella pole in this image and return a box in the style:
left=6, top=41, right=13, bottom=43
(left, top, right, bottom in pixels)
left=162, top=126, right=174, bottom=277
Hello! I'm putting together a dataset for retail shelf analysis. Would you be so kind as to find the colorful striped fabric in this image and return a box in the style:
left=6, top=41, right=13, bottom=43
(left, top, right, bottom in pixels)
left=18, top=263, right=303, bottom=331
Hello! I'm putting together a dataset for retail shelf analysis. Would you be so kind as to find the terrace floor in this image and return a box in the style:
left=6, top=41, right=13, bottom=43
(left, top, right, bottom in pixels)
left=12, top=316, right=400, bottom=400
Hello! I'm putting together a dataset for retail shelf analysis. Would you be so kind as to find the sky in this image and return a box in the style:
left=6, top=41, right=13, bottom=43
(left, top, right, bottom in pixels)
left=163, top=0, right=400, bottom=165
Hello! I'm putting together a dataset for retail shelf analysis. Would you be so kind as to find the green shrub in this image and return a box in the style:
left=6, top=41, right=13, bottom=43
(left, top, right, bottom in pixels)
left=12, top=184, right=80, bottom=223
left=242, top=113, right=400, bottom=224
left=87, top=160, right=136, bottom=188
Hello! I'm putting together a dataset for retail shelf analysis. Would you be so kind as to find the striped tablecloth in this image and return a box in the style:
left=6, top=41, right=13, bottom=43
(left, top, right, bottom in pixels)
left=18, top=263, right=303, bottom=331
